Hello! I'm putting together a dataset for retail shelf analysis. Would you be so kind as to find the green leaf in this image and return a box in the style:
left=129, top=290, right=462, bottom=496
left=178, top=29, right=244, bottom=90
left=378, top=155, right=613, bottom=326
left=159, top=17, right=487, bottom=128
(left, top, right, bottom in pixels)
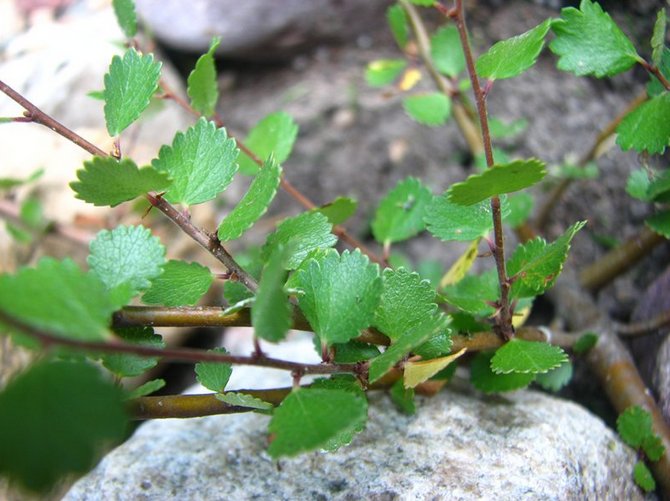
left=70, top=157, right=171, bottom=207
left=387, top=4, right=409, bottom=49
left=314, top=197, right=358, bottom=225
left=153, top=118, right=239, bottom=205
left=470, top=351, right=535, bottom=393
left=0, top=258, right=115, bottom=341
left=332, top=340, right=381, bottom=363
left=187, top=37, right=221, bottom=117
left=368, top=314, right=449, bottom=383
left=507, top=221, right=586, bottom=298
left=0, top=168, right=43, bottom=191
left=651, top=8, right=667, bottom=66
left=616, top=92, right=670, bottom=154
left=372, top=177, right=433, bottom=245
left=293, top=249, right=381, bottom=346
left=390, top=379, right=416, bottom=415
left=218, top=157, right=281, bottom=241
left=549, top=0, right=640, bottom=77
left=268, top=388, right=368, bottom=457
left=102, top=326, right=164, bottom=377
left=373, top=267, right=441, bottom=342
left=126, top=378, right=165, bottom=399
left=648, top=170, right=670, bottom=202
left=431, top=26, right=465, bottom=77
left=402, top=92, right=452, bottom=126
left=112, top=0, right=137, bottom=38
left=534, top=360, right=573, bottom=391
left=0, top=361, right=127, bottom=493
left=195, top=347, right=232, bottom=392
left=216, top=392, right=273, bottom=411
left=252, top=247, right=291, bottom=343
left=633, top=460, right=656, bottom=492
left=88, top=225, right=165, bottom=301
left=413, top=329, right=454, bottom=360
left=554, top=162, right=599, bottom=180
left=238, top=112, right=298, bottom=175
left=104, top=48, right=161, bottom=136
left=262, top=211, right=337, bottom=270
left=642, top=434, right=666, bottom=462
left=617, top=405, right=653, bottom=448
left=365, top=59, right=407, bottom=87
left=573, top=332, right=598, bottom=354
left=646, top=210, right=670, bottom=238
left=142, top=260, right=213, bottom=306
left=425, top=194, right=510, bottom=242
left=491, top=339, right=568, bottom=374
left=488, top=117, right=528, bottom=138
left=447, top=159, right=546, bottom=205
left=408, top=0, right=434, bottom=5
left=477, top=19, right=553, bottom=80
left=442, top=270, right=498, bottom=316
left=505, top=193, right=534, bottom=228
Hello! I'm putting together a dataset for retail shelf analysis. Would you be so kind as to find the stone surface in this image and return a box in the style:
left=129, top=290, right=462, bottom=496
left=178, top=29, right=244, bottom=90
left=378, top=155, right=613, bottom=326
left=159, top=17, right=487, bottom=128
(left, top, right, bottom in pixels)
left=134, top=0, right=388, bottom=59
left=66, top=333, right=643, bottom=500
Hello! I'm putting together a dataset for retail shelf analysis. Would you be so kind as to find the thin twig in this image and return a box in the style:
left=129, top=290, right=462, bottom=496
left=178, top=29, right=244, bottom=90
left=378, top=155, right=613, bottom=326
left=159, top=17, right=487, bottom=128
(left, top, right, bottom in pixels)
left=639, top=59, right=670, bottom=92
left=615, top=308, right=670, bottom=337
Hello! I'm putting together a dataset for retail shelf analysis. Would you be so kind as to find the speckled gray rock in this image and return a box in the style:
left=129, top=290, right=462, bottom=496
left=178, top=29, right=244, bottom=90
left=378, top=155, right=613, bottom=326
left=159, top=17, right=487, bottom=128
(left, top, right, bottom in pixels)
left=65, top=334, right=642, bottom=500
left=134, top=0, right=388, bottom=59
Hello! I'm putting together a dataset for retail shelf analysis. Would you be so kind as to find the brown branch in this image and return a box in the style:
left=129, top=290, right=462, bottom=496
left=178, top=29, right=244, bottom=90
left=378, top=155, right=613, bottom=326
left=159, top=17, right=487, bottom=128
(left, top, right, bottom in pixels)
left=639, top=59, right=670, bottom=92
left=0, top=79, right=108, bottom=158
left=146, top=193, right=258, bottom=292
left=0, top=310, right=355, bottom=376
left=615, top=308, right=670, bottom=337
left=579, top=227, right=665, bottom=292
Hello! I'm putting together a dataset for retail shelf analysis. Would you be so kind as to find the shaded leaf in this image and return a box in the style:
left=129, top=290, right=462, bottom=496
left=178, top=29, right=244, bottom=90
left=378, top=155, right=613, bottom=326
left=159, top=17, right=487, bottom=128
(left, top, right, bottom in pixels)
left=216, top=392, right=273, bottom=411
left=112, top=0, right=137, bottom=38
left=238, top=112, right=298, bottom=175
left=431, top=26, right=465, bottom=77
left=470, top=351, right=535, bottom=393
left=195, top=347, right=232, bottom=392
left=252, top=246, right=291, bottom=343
left=390, top=379, right=416, bottom=415
left=504, top=193, right=534, bottom=228
left=365, top=59, right=407, bottom=87
left=126, top=379, right=165, bottom=399
left=142, top=260, right=213, bottom=306
left=488, top=117, right=528, bottom=138
left=573, top=332, right=598, bottom=354
left=633, top=461, right=656, bottom=492
left=442, top=270, right=498, bottom=316
left=333, top=340, right=381, bottom=363
left=403, top=92, right=452, bottom=126
left=651, top=8, right=667, bottom=66
left=535, top=360, right=573, bottom=391
left=387, top=4, right=409, bottom=49
left=425, top=194, right=510, bottom=242
left=646, top=210, right=670, bottom=238
left=617, top=92, right=670, bottom=154
left=187, top=37, right=221, bottom=117
left=102, top=326, right=164, bottom=377
left=314, top=197, right=358, bottom=225
left=491, top=339, right=567, bottom=374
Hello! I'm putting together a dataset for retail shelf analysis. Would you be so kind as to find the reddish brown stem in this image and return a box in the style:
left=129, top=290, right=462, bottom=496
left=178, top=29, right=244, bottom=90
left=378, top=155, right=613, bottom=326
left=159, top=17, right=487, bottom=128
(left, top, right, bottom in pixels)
left=639, top=59, right=670, bottom=91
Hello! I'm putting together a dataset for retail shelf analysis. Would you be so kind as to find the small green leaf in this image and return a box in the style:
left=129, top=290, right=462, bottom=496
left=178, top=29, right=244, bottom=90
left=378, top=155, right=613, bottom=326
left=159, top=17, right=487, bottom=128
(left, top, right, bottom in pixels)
left=448, top=159, right=546, bottom=206
left=617, top=406, right=653, bottom=448
left=332, top=340, right=381, bottom=363
left=470, top=351, right=535, bottom=393
left=369, top=314, right=449, bottom=383
left=617, top=92, right=670, bottom=154
left=218, top=157, right=281, bottom=241
left=403, top=92, right=452, bottom=126
left=442, top=270, right=498, bottom=316
left=293, top=249, right=381, bottom=346
left=0, top=258, right=115, bottom=342
left=195, top=347, right=232, bottom=392
left=413, top=329, right=454, bottom=360
left=477, top=19, right=553, bottom=80
left=142, top=260, right=213, bottom=306
left=425, top=194, right=510, bottom=242
left=153, top=118, right=239, bottom=205
left=648, top=170, right=670, bottom=202
left=488, top=117, right=528, bottom=138
left=549, top=0, right=640, bottom=77
left=187, top=37, right=221, bottom=117
left=314, top=197, right=358, bottom=225
left=642, top=434, right=665, bottom=462
left=554, top=162, right=599, bottom=180
left=71, top=157, right=171, bottom=207
left=216, top=392, right=273, bottom=411
left=238, top=112, right=298, bottom=175
left=491, top=339, right=568, bottom=374
left=102, top=326, right=164, bottom=377
left=112, top=0, right=137, bottom=38
left=633, top=460, right=656, bottom=492
left=374, top=267, right=441, bottom=342
left=372, top=177, right=433, bottom=245
left=646, top=210, right=670, bottom=238
left=390, top=379, right=416, bottom=415
left=431, top=26, right=465, bottom=77
left=88, top=225, right=165, bottom=300
left=365, top=59, right=407, bottom=87
left=268, top=388, right=368, bottom=457
left=104, top=48, right=161, bottom=136
left=387, top=4, right=409, bottom=49
left=262, top=211, right=337, bottom=270
left=508, top=221, right=586, bottom=298
left=0, top=361, right=128, bottom=493
left=126, top=378, right=165, bottom=399
left=408, top=0, right=434, bottom=5
left=252, top=246, right=291, bottom=343
left=505, top=193, right=534, bottom=228
left=573, top=332, right=598, bottom=354
left=0, top=168, right=43, bottom=191
left=651, top=8, right=667, bottom=66
left=535, top=360, right=573, bottom=392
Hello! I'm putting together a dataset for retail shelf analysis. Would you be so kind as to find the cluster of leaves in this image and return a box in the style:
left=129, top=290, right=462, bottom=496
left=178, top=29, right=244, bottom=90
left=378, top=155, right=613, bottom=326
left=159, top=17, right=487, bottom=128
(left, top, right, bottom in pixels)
left=0, top=0, right=668, bottom=495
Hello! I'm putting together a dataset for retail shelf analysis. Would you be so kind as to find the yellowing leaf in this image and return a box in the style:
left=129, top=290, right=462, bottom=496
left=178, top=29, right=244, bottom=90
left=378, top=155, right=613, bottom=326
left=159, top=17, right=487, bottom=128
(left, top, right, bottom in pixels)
left=440, top=238, right=480, bottom=288
left=512, top=305, right=531, bottom=328
left=398, top=68, right=422, bottom=91
left=404, top=348, right=467, bottom=388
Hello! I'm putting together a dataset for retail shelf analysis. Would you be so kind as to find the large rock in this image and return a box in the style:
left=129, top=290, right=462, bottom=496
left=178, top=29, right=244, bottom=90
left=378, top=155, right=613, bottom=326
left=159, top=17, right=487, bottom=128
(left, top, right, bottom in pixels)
left=134, top=0, right=389, bottom=59
left=66, top=332, right=642, bottom=500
